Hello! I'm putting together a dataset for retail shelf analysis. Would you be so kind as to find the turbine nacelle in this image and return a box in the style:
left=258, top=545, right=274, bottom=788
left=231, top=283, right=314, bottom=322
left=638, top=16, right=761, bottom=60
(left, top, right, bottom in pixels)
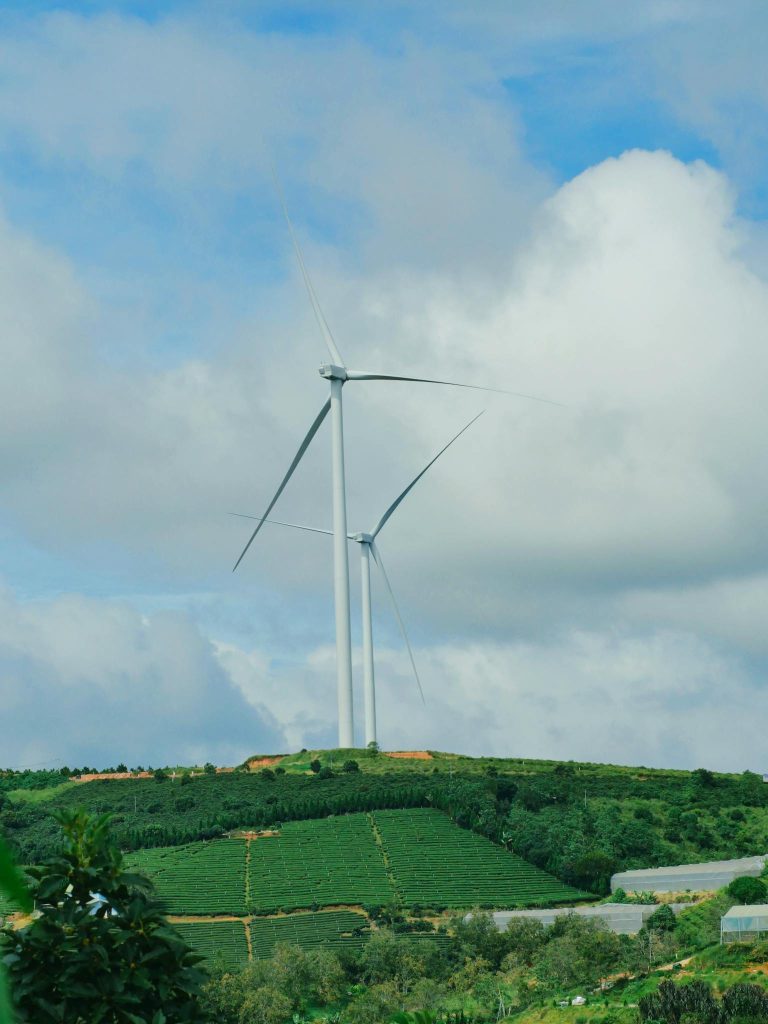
left=352, top=532, right=374, bottom=545
left=319, top=364, right=348, bottom=381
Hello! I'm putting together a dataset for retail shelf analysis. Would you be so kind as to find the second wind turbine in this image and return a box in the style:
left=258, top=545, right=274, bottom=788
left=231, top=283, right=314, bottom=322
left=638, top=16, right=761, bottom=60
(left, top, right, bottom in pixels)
left=232, top=411, right=483, bottom=747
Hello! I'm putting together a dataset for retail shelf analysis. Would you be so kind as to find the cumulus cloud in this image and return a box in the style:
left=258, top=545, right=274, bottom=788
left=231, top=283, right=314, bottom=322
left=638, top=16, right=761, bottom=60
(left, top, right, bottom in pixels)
left=221, top=625, right=762, bottom=773
left=0, top=7, right=767, bottom=767
left=0, top=586, right=284, bottom=769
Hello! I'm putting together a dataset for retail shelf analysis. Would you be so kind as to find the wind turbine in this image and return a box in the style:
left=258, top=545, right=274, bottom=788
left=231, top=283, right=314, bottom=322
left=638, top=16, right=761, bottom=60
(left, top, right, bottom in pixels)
left=232, top=180, right=559, bottom=748
left=232, top=411, right=483, bottom=747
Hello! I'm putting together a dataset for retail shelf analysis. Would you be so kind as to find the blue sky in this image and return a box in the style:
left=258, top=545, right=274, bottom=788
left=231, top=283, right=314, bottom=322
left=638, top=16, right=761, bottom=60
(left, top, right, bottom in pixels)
left=2, top=1, right=768, bottom=770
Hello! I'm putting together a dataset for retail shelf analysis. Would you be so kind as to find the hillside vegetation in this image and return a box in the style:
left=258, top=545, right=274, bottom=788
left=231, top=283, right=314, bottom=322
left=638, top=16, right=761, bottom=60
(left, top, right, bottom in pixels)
left=2, top=750, right=766, bottom=898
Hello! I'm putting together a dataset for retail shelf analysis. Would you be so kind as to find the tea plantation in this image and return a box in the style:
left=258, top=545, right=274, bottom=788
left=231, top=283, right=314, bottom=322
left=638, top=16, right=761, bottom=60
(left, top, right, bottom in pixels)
left=248, top=814, right=392, bottom=912
left=373, top=808, right=590, bottom=906
left=126, top=838, right=248, bottom=914
left=249, top=910, right=370, bottom=958
left=126, top=809, right=589, bottom=918
left=173, top=920, right=249, bottom=970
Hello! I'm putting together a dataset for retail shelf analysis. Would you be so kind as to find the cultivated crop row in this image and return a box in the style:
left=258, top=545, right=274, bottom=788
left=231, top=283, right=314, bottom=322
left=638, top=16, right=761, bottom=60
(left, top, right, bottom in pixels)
left=249, top=910, right=369, bottom=958
left=173, top=920, right=249, bottom=969
left=373, top=808, right=591, bottom=907
left=247, top=815, right=394, bottom=912
left=126, top=839, right=248, bottom=914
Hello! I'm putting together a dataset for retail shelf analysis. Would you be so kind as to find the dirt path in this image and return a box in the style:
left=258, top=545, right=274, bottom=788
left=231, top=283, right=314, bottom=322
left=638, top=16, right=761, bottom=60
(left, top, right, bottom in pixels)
left=367, top=812, right=399, bottom=903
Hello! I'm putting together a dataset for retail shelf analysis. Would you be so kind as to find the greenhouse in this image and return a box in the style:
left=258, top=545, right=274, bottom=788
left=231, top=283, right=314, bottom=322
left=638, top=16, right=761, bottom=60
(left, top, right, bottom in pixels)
left=488, top=902, right=692, bottom=936
left=721, top=905, right=768, bottom=943
left=611, top=855, right=767, bottom=894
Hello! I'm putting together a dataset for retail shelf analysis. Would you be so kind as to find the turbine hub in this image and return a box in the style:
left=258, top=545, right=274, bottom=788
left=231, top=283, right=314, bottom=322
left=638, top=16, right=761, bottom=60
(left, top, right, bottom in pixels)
left=353, top=532, right=373, bottom=544
left=319, top=363, right=348, bottom=381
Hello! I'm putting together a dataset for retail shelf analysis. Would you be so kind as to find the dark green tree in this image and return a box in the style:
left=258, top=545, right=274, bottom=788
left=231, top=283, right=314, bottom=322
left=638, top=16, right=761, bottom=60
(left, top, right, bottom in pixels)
left=647, top=904, right=677, bottom=932
left=3, top=809, right=208, bottom=1023
left=727, top=875, right=767, bottom=904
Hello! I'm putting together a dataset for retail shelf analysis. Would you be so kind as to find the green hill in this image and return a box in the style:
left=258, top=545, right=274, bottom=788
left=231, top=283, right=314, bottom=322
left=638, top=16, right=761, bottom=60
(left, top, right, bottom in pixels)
left=3, top=749, right=767, bottom=906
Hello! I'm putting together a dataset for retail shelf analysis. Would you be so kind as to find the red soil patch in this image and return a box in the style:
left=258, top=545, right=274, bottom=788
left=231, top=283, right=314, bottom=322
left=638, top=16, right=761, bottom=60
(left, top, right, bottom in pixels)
left=247, top=756, right=284, bottom=770
left=384, top=751, right=432, bottom=760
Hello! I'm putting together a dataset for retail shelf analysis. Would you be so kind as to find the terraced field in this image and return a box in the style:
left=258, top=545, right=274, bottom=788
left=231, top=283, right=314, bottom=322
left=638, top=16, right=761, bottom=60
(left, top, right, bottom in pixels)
left=173, top=920, right=249, bottom=969
left=249, top=910, right=370, bottom=958
left=248, top=815, right=393, bottom=912
left=127, top=809, right=587, bottom=919
left=373, top=808, right=591, bottom=907
left=126, top=839, right=247, bottom=914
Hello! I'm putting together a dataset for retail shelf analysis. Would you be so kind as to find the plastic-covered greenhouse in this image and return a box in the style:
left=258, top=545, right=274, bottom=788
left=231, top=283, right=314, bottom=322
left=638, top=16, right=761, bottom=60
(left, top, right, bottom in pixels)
left=488, top=903, right=692, bottom=936
left=611, top=855, right=766, bottom=894
left=721, top=905, right=768, bottom=943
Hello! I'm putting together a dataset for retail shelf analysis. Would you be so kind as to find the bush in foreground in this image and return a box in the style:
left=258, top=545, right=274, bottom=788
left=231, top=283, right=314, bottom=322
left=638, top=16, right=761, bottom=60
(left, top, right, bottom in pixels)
left=3, top=809, right=208, bottom=1023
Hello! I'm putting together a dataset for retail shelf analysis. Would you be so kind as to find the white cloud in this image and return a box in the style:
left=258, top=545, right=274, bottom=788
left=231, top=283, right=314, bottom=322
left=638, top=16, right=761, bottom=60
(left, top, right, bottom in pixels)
left=219, top=626, right=762, bottom=773
left=0, top=586, right=284, bottom=768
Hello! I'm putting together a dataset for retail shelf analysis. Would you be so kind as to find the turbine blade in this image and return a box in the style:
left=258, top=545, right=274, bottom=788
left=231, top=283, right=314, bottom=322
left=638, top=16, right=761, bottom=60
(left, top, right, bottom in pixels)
left=370, top=541, right=425, bottom=705
left=272, top=168, right=345, bottom=367
left=370, top=411, right=484, bottom=539
left=229, top=513, right=333, bottom=537
left=345, top=369, right=563, bottom=406
left=232, top=398, right=331, bottom=571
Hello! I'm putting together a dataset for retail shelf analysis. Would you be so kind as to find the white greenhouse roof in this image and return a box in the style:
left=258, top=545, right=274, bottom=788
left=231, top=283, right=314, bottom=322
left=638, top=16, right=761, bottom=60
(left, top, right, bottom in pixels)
left=611, top=855, right=766, bottom=893
left=721, top=905, right=768, bottom=931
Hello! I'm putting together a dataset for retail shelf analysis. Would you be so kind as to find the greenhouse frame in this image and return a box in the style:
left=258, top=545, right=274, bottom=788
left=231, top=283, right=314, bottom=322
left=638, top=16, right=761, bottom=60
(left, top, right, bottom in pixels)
left=611, top=855, right=767, bottom=894
left=721, top=905, right=768, bottom=943
left=488, top=903, right=692, bottom=936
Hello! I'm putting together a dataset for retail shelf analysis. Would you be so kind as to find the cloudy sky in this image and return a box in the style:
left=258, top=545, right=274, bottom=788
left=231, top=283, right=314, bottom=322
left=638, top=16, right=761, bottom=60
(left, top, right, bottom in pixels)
left=2, top=1, right=768, bottom=772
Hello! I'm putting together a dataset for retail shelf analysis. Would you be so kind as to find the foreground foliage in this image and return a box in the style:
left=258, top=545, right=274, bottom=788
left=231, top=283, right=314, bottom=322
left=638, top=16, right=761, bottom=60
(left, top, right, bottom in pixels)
left=2, top=810, right=208, bottom=1024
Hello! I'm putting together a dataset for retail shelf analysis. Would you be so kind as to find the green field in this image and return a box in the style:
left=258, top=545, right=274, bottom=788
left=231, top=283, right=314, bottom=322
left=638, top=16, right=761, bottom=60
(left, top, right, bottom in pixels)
left=126, top=809, right=588, bottom=918
left=248, top=814, right=393, bottom=912
left=249, top=910, right=370, bottom=958
left=126, top=839, right=247, bottom=915
left=173, top=920, right=249, bottom=970
left=373, top=808, right=591, bottom=907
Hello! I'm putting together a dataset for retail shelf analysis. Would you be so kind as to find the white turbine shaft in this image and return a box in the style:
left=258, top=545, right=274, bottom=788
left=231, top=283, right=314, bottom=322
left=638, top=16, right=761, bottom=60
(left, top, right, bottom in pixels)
left=329, top=376, right=354, bottom=747
left=360, top=541, right=376, bottom=747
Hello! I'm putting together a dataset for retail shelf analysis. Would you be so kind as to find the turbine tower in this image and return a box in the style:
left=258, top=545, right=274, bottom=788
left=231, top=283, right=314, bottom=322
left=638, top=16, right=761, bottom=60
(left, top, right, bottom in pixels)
left=232, top=182, right=559, bottom=748
left=232, top=411, right=483, bottom=747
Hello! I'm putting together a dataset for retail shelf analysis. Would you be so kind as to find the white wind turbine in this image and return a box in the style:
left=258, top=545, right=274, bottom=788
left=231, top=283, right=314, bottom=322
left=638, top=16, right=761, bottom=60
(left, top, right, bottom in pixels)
left=232, top=411, right=483, bottom=747
left=232, top=182, right=559, bottom=748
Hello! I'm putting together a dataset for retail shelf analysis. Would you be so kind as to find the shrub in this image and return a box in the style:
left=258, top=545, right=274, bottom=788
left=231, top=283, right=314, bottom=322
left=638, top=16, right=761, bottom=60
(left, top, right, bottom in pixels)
left=647, top=904, right=676, bottom=932
left=343, top=760, right=360, bottom=773
left=728, top=876, right=767, bottom=904
left=4, top=809, right=207, bottom=1023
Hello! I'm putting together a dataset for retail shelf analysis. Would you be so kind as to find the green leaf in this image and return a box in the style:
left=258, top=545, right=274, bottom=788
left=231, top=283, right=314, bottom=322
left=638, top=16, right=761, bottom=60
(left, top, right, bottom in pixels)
left=0, top=963, right=15, bottom=1024
left=0, top=839, right=31, bottom=914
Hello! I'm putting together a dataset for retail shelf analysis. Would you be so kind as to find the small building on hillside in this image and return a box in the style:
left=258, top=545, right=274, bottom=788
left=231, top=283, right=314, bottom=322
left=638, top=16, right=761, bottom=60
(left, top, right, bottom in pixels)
left=721, top=904, right=768, bottom=943
left=484, top=902, right=692, bottom=936
left=610, top=855, right=767, bottom=894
